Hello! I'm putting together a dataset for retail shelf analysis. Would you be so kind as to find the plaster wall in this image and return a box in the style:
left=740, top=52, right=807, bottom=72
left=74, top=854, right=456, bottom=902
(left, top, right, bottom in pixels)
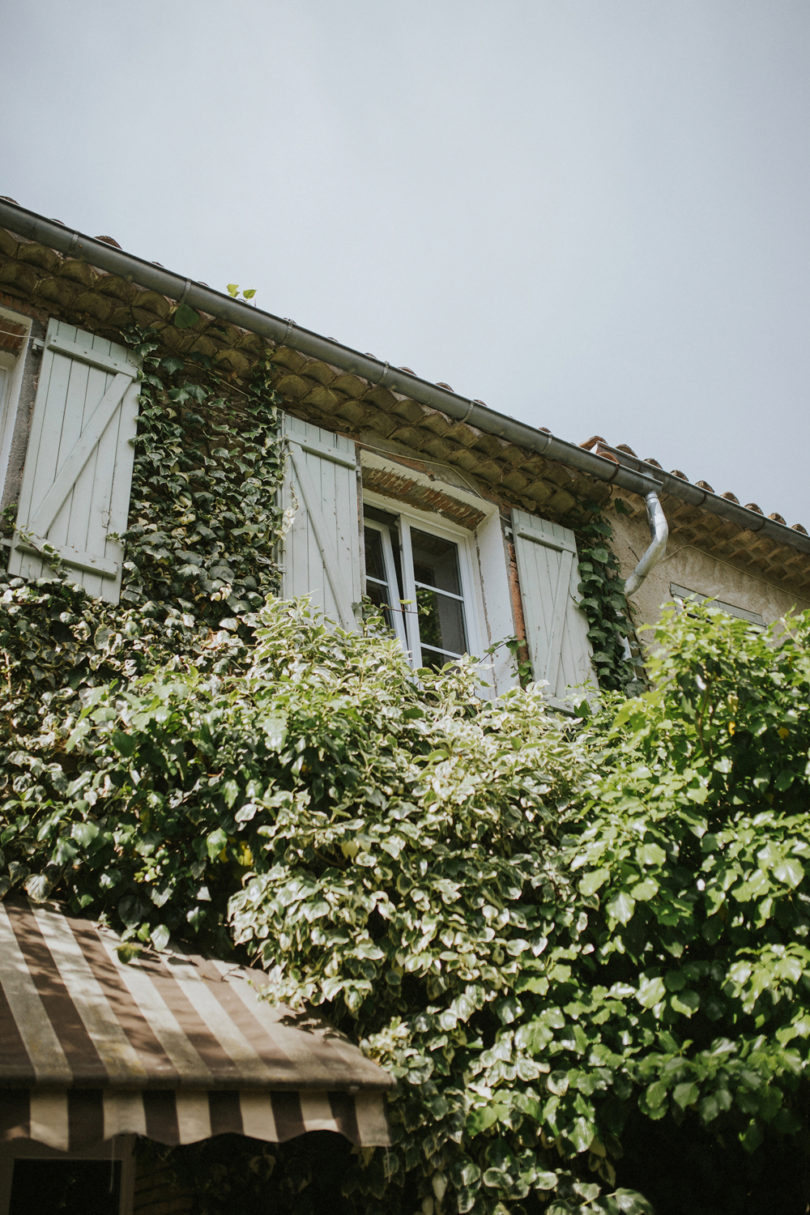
left=610, top=510, right=810, bottom=633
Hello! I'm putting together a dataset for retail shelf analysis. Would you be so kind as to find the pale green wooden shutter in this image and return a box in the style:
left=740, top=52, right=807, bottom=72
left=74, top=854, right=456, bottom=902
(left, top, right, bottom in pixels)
left=512, top=508, right=595, bottom=699
left=8, top=320, right=139, bottom=604
left=281, top=415, right=361, bottom=627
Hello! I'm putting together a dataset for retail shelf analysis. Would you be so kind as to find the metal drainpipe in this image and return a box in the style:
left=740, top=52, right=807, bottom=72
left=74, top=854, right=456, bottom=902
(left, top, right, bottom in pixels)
left=625, top=492, right=669, bottom=596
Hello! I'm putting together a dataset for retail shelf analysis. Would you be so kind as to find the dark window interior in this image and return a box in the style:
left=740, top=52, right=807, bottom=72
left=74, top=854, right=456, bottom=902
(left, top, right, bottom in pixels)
left=10, top=1160, right=120, bottom=1215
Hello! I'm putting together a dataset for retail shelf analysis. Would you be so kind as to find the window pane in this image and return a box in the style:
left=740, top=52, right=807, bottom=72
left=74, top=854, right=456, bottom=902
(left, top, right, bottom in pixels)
left=364, top=525, right=387, bottom=583
left=411, top=529, right=463, bottom=596
left=416, top=586, right=468, bottom=658
left=10, top=1160, right=121, bottom=1215
left=364, top=525, right=401, bottom=634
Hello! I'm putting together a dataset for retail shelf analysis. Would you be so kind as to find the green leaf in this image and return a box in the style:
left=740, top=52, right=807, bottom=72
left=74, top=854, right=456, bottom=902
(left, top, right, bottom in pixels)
left=174, top=302, right=201, bottom=329
left=206, top=828, right=228, bottom=861
left=547, top=1071, right=569, bottom=1096
left=614, top=1190, right=655, bottom=1214
left=116, top=942, right=143, bottom=964
left=630, top=877, right=658, bottom=901
left=579, top=867, right=610, bottom=896
left=637, top=976, right=666, bottom=1009
left=637, top=842, right=666, bottom=867
left=672, top=1081, right=699, bottom=1110
left=151, top=923, right=170, bottom=951
left=773, top=858, right=803, bottom=888
left=24, top=874, right=53, bottom=902
left=534, top=1170, right=559, bottom=1191
left=607, top=891, right=636, bottom=925
left=111, top=730, right=136, bottom=757
left=71, top=821, right=100, bottom=848
left=221, top=779, right=240, bottom=809
left=467, top=1104, right=503, bottom=1134
left=670, top=989, right=700, bottom=1017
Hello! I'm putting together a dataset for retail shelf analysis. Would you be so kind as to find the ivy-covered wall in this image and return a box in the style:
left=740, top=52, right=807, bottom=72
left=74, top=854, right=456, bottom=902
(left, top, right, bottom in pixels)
left=2, top=321, right=810, bottom=1215
left=0, top=329, right=287, bottom=915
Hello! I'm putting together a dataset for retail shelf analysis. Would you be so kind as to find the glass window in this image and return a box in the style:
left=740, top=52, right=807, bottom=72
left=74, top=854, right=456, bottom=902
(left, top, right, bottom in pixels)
left=363, top=521, right=407, bottom=646
left=0, top=309, right=30, bottom=503
left=363, top=512, right=472, bottom=668
left=9, top=1160, right=121, bottom=1215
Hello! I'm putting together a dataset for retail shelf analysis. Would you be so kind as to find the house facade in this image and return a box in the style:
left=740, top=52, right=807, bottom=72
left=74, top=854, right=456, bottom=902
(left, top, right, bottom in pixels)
left=583, top=436, right=810, bottom=629
left=1, top=196, right=809, bottom=1212
left=2, top=198, right=807, bottom=710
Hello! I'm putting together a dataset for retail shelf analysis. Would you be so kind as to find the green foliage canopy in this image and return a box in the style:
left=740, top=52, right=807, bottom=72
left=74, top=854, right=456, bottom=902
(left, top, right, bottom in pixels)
left=3, top=589, right=810, bottom=1213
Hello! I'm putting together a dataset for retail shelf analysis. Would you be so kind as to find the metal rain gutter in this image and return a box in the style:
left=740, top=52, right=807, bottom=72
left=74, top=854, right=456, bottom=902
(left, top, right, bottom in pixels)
left=0, top=198, right=665, bottom=503
left=592, top=441, right=810, bottom=558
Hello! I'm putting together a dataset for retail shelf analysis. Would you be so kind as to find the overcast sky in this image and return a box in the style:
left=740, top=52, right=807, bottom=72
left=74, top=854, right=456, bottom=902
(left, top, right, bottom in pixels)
left=5, top=0, right=809, bottom=526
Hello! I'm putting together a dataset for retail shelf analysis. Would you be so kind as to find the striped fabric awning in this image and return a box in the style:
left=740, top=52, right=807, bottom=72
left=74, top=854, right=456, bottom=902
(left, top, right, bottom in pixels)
left=0, top=899, right=393, bottom=1152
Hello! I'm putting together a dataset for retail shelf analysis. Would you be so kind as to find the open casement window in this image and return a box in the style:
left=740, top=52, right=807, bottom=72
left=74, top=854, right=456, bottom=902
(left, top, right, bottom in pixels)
left=511, top=508, right=596, bottom=701
left=363, top=504, right=477, bottom=670
left=281, top=415, right=362, bottom=628
left=8, top=320, right=139, bottom=604
left=0, top=308, right=31, bottom=506
left=670, top=582, right=765, bottom=627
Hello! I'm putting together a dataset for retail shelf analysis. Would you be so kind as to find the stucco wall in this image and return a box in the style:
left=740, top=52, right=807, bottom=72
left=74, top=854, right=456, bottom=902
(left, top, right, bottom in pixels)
left=611, top=510, right=810, bottom=634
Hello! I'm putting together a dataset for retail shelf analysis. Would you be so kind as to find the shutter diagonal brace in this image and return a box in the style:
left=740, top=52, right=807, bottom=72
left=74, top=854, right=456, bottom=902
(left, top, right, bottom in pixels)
left=287, top=443, right=356, bottom=627
left=511, top=509, right=595, bottom=700
left=28, top=371, right=131, bottom=540
left=544, top=547, right=575, bottom=692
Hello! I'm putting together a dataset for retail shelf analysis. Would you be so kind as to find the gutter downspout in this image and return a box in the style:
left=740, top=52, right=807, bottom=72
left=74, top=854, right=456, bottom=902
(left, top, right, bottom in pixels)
left=625, top=492, right=669, bottom=597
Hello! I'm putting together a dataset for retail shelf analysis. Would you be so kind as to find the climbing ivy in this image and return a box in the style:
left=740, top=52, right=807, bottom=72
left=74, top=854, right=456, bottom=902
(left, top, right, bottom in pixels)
left=575, top=506, right=639, bottom=693
left=122, top=326, right=285, bottom=624
left=0, top=330, right=287, bottom=915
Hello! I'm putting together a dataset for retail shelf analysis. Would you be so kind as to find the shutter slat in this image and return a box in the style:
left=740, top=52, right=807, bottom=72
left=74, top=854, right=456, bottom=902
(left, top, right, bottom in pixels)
left=28, top=372, right=131, bottom=538
left=512, top=508, right=595, bottom=699
left=9, top=320, right=139, bottom=603
left=15, top=537, right=118, bottom=577
left=281, top=416, right=361, bottom=628
left=45, top=332, right=136, bottom=376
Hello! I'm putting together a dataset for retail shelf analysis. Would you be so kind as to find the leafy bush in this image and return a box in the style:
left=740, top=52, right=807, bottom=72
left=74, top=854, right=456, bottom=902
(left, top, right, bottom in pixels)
left=2, top=588, right=810, bottom=1213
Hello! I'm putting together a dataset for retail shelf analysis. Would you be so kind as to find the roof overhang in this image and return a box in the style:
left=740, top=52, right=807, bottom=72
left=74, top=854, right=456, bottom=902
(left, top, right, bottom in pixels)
left=0, top=198, right=654, bottom=524
left=0, top=197, right=807, bottom=575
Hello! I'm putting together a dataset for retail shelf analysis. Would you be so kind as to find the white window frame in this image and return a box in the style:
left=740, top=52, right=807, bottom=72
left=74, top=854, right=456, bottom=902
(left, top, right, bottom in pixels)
left=363, top=515, right=409, bottom=650
left=670, top=582, right=765, bottom=627
left=363, top=492, right=484, bottom=670
left=0, top=307, right=31, bottom=505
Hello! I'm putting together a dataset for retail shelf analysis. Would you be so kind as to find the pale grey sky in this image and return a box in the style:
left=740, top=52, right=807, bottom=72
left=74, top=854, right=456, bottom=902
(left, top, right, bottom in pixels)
left=5, top=0, right=809, bottom=525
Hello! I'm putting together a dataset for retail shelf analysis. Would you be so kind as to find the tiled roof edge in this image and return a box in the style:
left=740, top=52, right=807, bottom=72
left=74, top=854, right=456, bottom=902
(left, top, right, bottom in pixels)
left=0, top=198, right=662, bottom=500
left=582, top=438, right=810, bottom=556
